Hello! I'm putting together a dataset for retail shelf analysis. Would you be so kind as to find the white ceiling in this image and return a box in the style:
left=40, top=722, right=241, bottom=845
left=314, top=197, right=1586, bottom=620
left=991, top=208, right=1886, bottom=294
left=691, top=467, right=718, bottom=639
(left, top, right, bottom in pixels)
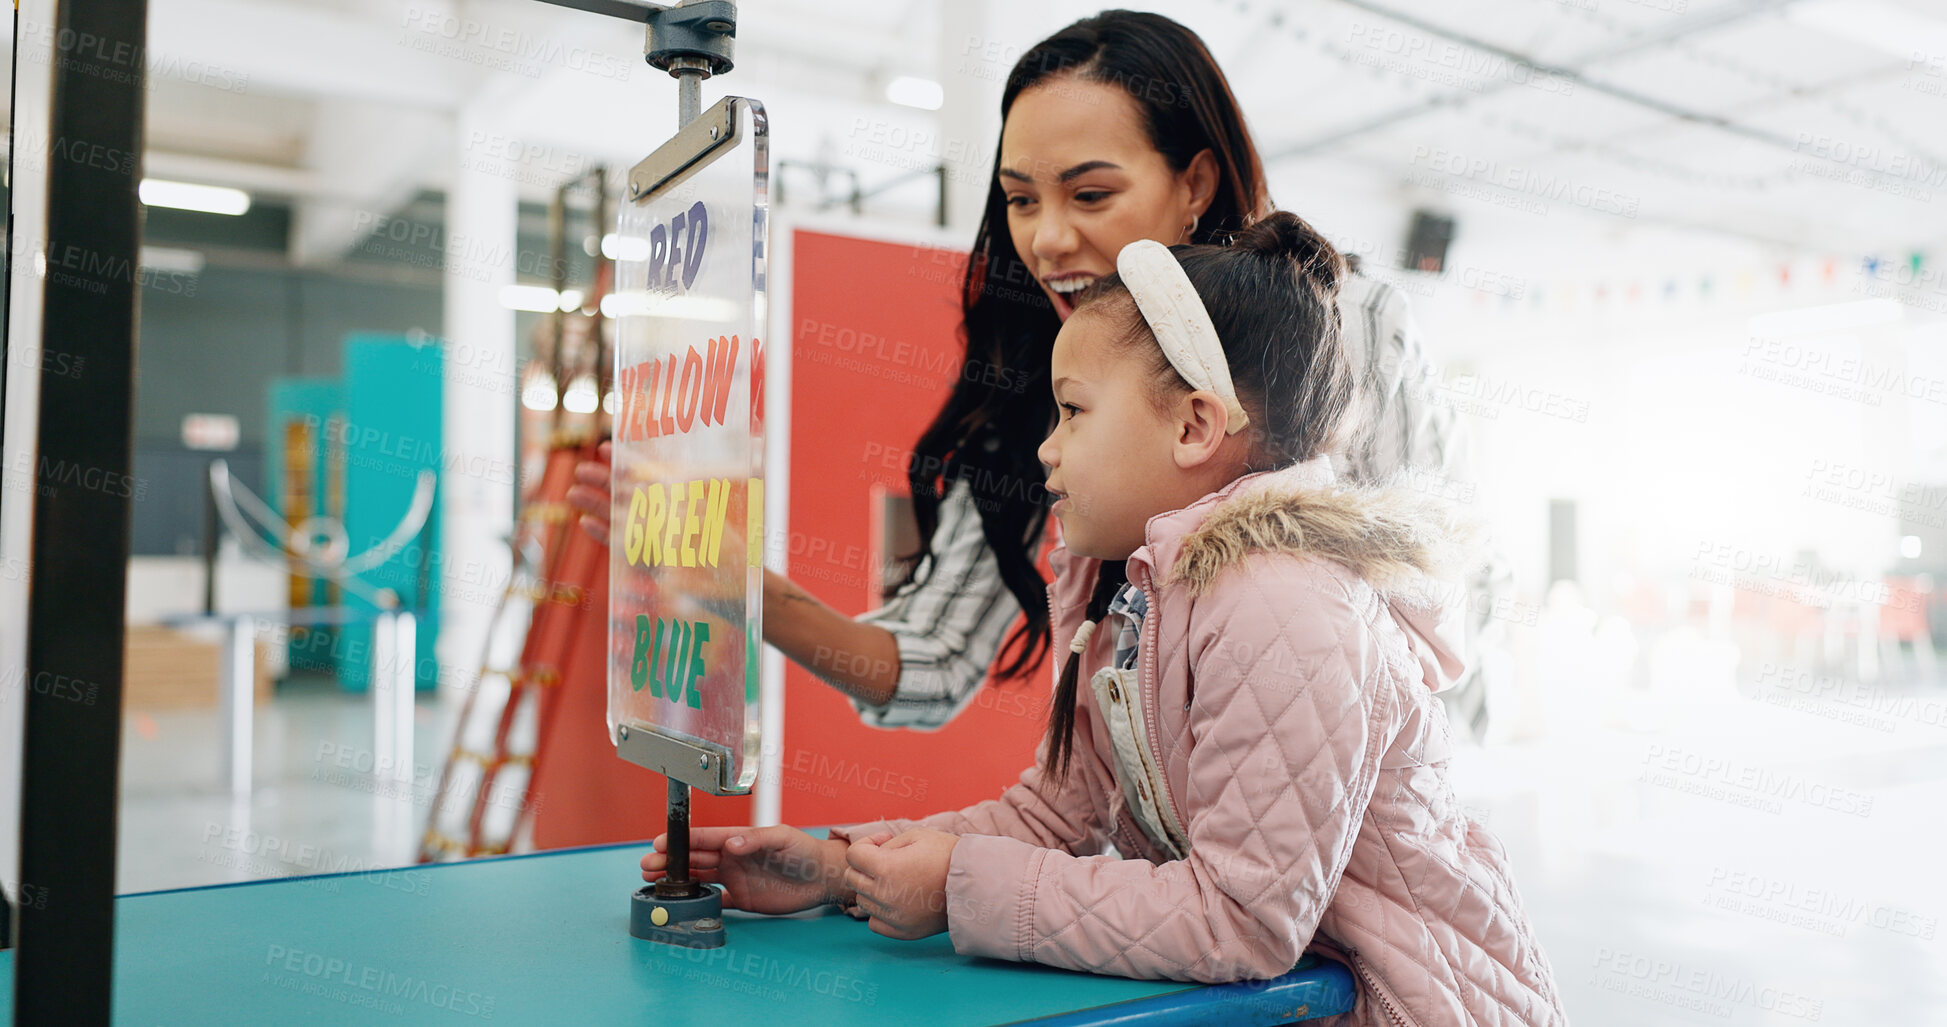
left=7, top=0, right=1946, bottom=268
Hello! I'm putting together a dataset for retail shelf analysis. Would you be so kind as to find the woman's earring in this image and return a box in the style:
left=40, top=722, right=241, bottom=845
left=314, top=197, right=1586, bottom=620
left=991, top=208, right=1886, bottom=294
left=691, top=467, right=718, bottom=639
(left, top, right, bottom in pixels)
left=1182, top=214, right=1200, bottom=242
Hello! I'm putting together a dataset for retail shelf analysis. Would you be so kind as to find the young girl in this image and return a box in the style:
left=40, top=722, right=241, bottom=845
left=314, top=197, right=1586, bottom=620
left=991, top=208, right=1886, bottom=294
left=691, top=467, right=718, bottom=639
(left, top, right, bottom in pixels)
left=643, top=213, right=1565, bottom=1025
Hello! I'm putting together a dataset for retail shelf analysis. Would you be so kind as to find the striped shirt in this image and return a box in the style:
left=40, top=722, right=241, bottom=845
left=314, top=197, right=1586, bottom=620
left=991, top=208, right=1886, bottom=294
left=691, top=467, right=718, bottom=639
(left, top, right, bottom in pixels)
left=1106, top=584, right=1146, bottom=671
left=852, top=273, right=1484, bottom=731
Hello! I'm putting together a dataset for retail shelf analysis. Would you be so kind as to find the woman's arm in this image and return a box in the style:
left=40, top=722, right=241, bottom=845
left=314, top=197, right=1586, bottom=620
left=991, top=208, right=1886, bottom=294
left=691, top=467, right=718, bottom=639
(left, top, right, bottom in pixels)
left=763, top=569, right=900, bottom=707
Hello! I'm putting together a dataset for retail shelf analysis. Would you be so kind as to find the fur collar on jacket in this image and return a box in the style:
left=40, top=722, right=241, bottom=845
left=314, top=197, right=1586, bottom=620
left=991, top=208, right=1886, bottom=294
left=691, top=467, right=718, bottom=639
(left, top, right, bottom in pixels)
left=1168, top=475, right=1472, bottom=598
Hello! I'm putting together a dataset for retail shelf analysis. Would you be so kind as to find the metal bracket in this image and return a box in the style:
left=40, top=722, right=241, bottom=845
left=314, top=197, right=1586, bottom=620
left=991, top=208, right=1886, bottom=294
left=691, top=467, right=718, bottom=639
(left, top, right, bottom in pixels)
left=626, top=95, right=744, bottom=202
left=530, top=0, right=666, bottom=21
left=645, top=1, right=735, bottom=76
left=616, top=722, right=739, bottom=793
left=529, top=0, right=736, bottom=76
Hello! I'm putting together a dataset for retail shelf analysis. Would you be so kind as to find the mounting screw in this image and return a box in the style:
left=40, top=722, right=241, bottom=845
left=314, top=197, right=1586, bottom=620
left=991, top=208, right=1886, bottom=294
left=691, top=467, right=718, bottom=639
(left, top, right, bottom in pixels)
left=620, top=725, right=630, bottom=740
left=709, top=125, right=720, bottom=140
left=630, top=181, right=642, bottom=198
left=697, top=755, right=710, bottom=769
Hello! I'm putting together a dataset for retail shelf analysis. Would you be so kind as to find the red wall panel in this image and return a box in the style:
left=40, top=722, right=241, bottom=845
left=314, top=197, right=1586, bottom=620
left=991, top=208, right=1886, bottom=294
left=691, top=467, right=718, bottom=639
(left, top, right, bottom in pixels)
left=783, top=229, right=1050, bottom=825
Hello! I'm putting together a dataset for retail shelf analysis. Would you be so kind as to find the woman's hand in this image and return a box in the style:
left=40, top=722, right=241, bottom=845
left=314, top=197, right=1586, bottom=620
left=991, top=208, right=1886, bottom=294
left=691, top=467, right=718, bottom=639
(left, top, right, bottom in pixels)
left=640, top=825, right=850, bottom=916
left=567, top=440, right=611, bottom=544
left=843, top=828, right=960, bottom=940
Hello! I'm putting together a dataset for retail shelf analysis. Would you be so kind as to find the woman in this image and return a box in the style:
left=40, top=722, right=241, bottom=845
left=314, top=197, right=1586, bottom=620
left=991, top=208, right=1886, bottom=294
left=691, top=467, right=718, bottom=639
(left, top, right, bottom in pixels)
left=572, top=9, right=1464, bottom=729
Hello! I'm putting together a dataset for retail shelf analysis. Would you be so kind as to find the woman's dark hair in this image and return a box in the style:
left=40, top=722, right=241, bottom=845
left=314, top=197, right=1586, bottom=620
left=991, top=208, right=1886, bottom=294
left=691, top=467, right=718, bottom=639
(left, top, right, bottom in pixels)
left=1044, top=211, right=1352, bottom=778
left=898, top=10, right=1273, bottom=682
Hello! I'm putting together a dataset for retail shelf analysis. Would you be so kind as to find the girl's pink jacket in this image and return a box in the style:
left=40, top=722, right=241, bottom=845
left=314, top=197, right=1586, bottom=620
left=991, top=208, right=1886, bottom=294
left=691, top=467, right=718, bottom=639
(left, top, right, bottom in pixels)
left=833, top=458, right=1568, bottom=1025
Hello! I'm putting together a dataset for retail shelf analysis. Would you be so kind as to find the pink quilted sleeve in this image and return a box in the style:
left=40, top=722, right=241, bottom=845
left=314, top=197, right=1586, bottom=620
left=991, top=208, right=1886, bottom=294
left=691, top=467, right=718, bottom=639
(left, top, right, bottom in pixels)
left=945, top=557, right=1397, bottom=983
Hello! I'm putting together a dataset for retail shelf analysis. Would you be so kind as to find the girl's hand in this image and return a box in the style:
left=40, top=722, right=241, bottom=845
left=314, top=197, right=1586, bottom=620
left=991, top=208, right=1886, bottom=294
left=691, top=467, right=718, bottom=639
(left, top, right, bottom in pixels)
left=567, top=440, right=612, bottom=544
left=843, top=828, right=959, bottom=940
left=640, top=825, right=849, bottom=916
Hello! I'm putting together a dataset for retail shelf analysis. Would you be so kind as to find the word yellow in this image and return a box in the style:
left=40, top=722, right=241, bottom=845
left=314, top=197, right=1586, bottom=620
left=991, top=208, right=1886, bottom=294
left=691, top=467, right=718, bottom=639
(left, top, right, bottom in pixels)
left=615, top=334, right=739, bottom=443
left=622, top=477, right=731, bottom=568
left=631, top=615, right=708, bottom=708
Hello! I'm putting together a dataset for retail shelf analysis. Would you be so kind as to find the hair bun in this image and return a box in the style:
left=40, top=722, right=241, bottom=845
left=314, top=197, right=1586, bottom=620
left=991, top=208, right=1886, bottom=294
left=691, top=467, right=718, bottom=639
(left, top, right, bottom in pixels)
left=1232, top=210, right=1344, bottom=296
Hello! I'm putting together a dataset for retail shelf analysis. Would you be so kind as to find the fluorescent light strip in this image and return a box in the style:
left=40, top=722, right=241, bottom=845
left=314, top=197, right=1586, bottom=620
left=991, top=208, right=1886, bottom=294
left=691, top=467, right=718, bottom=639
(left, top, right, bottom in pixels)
left=600, top=233, right=651, bottom=262
left=599, top=291, right=741, bottom=322
left=499, top=285, right=561, bottom=313
left=562, top=375, right=600, bottom=414
left=138, top=246, right=206, bottom=275
left=887, top=76, right=943, bottom=111
left=521, top=378, right=559, bottom=412
left=138, top=179, right=250, bottom=216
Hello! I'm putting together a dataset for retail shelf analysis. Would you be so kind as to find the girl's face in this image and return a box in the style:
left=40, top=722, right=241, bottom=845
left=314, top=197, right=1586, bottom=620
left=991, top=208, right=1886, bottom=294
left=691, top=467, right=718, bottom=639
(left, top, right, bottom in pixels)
left=998, top=77, right=1217, bottom=322
left=1038, top=307, right=1233, bottom=560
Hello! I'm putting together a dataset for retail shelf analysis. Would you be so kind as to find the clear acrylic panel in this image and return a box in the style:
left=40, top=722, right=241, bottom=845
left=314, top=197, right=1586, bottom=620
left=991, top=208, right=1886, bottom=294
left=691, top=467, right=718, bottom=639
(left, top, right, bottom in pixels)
left=605, top=98, right=768, bottom=795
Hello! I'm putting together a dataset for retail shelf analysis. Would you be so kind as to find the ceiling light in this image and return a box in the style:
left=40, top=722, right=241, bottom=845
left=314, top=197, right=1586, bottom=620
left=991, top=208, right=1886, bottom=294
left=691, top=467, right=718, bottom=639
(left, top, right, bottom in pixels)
left=138, top=246, right=206, bottom=275
left=138, top=179, right=250, bottom=216
left=521, top=377, right=559, bottom=412
left=886, top=76, right=944, bottom=111
left=561, top=374, right=600, bottom=414
left=499, top=285, right=560, bottom=312
left=601, top=233, right=651, bottom=261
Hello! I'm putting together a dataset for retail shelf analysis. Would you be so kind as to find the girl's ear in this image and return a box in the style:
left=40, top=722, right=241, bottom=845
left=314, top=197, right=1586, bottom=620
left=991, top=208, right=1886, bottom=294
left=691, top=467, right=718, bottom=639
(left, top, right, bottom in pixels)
left=1170, top=390, right=1232, bottom=471
left=1182, top=149, right=1219, bottom=223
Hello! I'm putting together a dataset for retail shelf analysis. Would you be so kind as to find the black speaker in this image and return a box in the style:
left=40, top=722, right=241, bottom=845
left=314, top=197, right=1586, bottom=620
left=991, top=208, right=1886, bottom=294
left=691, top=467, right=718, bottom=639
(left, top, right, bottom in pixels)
left=1402, top=210, right=1457, bottom=273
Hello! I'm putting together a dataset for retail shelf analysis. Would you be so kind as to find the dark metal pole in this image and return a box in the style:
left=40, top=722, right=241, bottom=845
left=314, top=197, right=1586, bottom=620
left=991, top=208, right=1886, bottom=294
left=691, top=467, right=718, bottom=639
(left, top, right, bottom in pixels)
left=203, top=461, right=220, bottom=615
left=936, top=164, right=948, bottom=229
left=652, top=777, right=701, bottom=899
left=15, top=0, right=146, bottom=1020
left=1, top=0, right=18, bottom=961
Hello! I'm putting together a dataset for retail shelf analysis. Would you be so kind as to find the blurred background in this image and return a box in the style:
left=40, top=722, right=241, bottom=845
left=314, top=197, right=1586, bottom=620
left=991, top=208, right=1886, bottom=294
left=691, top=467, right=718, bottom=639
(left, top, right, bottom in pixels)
left=4, top=0, right=1946, bottom=1021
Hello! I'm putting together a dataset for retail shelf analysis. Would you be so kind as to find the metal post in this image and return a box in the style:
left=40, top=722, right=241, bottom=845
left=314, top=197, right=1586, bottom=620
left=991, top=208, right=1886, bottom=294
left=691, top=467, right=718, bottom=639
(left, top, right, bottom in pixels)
left=392, top=612, right=417, bottom=784
left=653, top=778, right=700, bottom=898
left=372, top=611, right=394, bottom=774
left=371, top=611, right=415, bottom=786
left=15, top=0, right=147, bottom=1018
left=202, top=461, right=220, bottom=615
left=370, top=609, right=416, bottom=863
left=936, top=164, right=949, bottom=228
left=670, top=56, right=708, bottom=129
left=218, top=616, right=255, bottom=798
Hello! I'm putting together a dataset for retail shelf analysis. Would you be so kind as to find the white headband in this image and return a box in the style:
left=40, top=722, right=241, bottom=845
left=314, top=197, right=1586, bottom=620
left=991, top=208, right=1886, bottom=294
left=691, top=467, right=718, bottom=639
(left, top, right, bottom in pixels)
left=1115, top=239, right=1249, bottom=435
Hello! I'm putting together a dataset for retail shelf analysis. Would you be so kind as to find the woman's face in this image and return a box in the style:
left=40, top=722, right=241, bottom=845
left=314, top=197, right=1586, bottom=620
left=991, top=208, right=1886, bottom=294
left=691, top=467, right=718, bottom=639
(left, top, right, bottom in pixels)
left=998, top=77, right=1218, bottom=322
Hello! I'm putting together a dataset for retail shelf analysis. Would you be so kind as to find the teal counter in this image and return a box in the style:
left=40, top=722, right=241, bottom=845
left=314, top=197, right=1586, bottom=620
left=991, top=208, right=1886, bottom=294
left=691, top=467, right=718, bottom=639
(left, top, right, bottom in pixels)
left=0, top=842, right=1353, bottom=1025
